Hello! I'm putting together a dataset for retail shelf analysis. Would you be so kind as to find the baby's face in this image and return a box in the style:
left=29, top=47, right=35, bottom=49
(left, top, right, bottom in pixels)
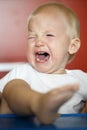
left=27, top=11, right=71, bottom=74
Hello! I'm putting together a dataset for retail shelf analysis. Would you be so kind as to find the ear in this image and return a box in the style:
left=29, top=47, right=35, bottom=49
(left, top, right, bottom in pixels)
left=68, top=38, right=81, bottom=54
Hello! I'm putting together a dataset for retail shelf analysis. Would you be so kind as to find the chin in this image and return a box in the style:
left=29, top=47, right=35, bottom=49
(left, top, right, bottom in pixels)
left=36, top=69, right=48, bottom=73
left=34, top=66, right=50, bottom=73
left=31, top=61, right=53, bottom=73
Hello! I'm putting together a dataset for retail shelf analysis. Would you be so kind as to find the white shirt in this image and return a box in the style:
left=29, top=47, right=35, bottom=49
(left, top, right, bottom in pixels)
left=0, top=63, right=87, bottom=114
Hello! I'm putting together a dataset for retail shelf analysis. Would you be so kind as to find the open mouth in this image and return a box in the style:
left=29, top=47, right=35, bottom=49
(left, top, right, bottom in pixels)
left=35, top=51, right=50, bottom=63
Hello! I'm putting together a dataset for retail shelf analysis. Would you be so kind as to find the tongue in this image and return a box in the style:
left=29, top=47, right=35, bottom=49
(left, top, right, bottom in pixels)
left=38, top=55, right=46, bottom=60
left=36, top=54, right=50, bottom=62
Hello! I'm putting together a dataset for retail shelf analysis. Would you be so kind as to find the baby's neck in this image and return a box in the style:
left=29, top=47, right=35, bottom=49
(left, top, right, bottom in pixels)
left=48, top=68, right=66, bottom=75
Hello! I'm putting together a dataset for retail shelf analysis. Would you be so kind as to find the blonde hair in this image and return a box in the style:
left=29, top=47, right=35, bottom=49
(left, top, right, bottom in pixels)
left=27, top=2, right=80, bottom=39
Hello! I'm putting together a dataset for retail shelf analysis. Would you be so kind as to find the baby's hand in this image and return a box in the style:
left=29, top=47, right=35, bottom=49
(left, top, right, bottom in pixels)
left=36, top=84, right=79, bottom=124
left=0, top=92, right=2, bottom=104
left=81, top=101, right=87, bottom=113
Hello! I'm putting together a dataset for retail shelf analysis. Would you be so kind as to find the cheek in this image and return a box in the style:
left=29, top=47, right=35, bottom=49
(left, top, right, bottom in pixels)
left=52, top=44, right=69, bottom=60
left=26, top=45, right=33, bottom=60
left=27, top=43, right=33, bottom=54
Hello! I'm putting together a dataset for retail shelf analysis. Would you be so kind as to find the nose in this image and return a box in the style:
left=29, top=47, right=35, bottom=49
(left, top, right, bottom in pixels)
left=35, top=37, right=45, bottom=47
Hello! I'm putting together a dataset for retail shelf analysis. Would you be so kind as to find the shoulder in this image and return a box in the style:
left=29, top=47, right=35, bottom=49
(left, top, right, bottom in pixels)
left=0, top=63, right=35, bottom=83
left=70, top=69, right=87, bottom=76
left=0, top=63, right=36, bottom=92
left=69, top=69, right=87, bottom=82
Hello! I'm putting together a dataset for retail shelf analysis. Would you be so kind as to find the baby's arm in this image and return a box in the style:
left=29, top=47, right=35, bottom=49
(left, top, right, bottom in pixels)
left=1, top=79, right=78, bottom=124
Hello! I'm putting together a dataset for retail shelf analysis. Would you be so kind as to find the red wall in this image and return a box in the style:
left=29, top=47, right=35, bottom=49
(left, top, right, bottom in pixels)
left=0, top=0, right=87, bottom=72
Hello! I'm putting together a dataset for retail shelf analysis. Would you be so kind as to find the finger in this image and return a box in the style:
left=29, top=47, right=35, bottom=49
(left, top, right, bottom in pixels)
left=57, top=84, right=79, bottom=92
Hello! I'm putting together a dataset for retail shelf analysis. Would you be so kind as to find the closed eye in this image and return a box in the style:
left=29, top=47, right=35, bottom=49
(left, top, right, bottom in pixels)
left=27, top=35, right=36, bottom=40
left=46, top=34, right=55, bottom=37
left=28, top=36, right=35, bottom=39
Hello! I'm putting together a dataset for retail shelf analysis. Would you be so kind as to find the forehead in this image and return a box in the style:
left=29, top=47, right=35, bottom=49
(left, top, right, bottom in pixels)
left=28, top=10, right=67, bottom=31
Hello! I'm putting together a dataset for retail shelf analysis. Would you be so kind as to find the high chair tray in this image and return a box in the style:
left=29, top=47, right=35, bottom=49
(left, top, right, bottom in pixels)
left=0, top=114, right=87, bottom=129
